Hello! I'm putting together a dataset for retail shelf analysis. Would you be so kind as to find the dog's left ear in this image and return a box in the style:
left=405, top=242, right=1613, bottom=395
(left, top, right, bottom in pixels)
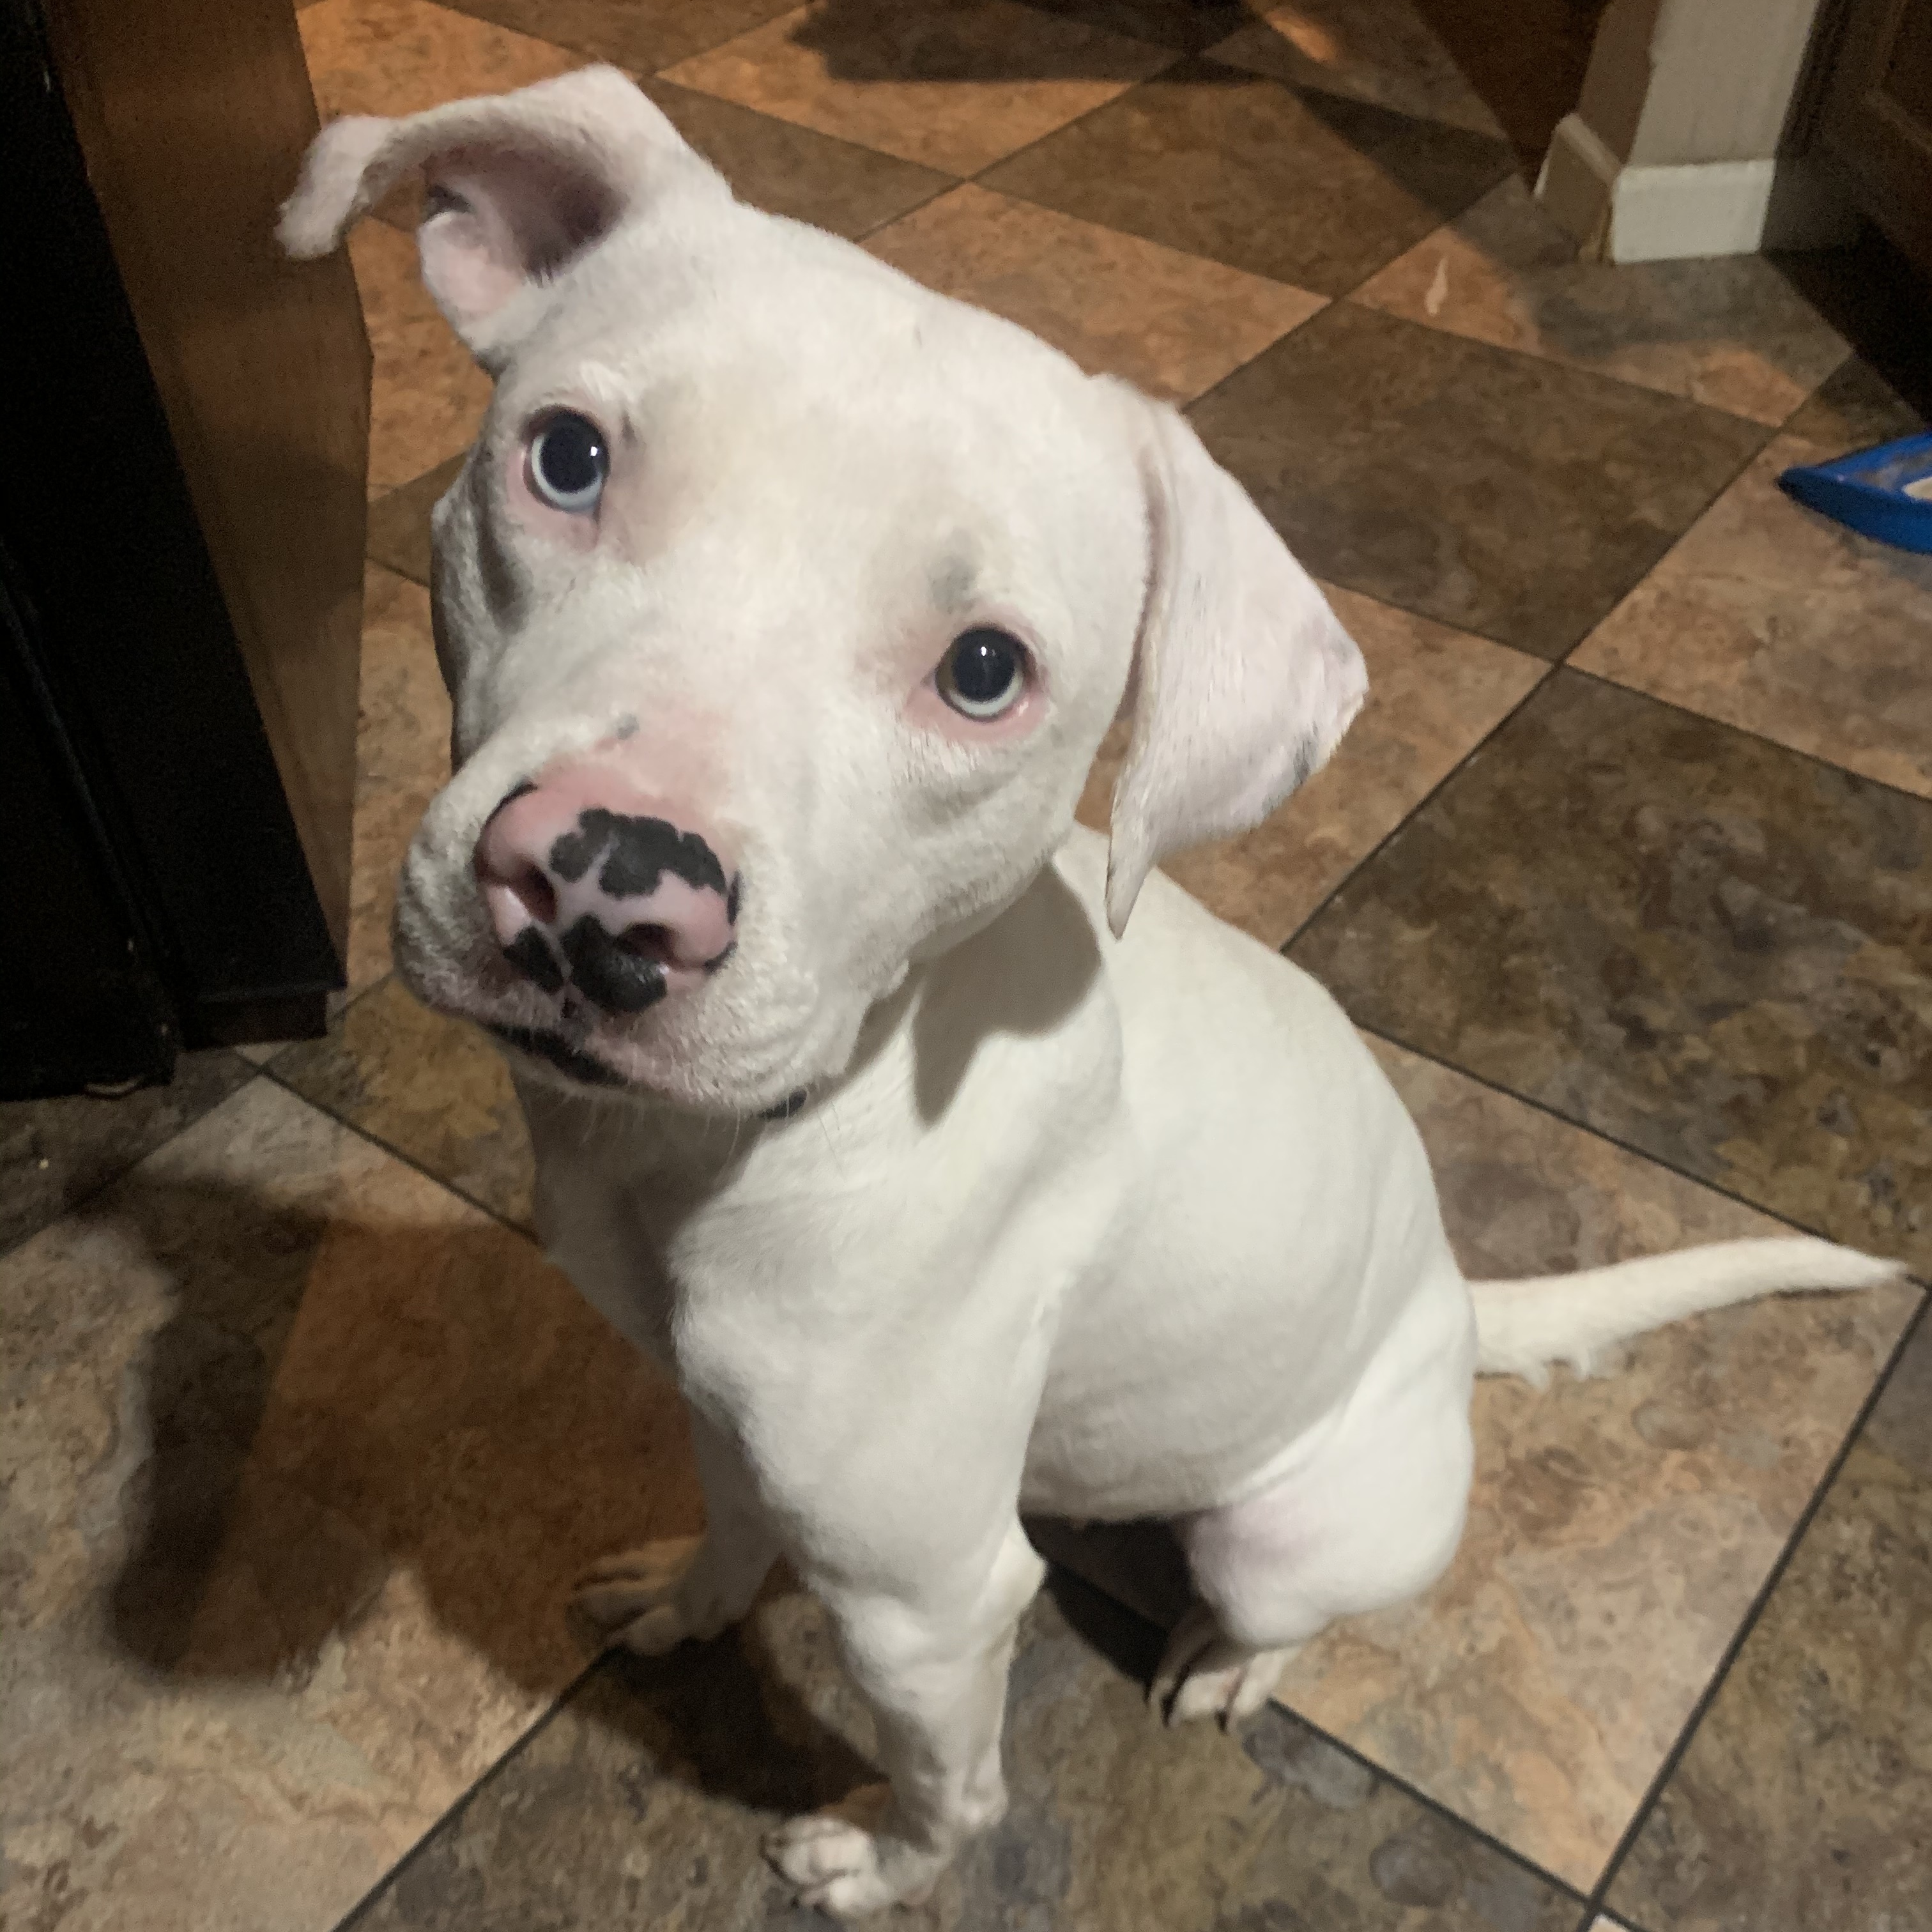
left=1100, top=381, right=1367, bottom=939
left=277, top=67, right=723, bottom=370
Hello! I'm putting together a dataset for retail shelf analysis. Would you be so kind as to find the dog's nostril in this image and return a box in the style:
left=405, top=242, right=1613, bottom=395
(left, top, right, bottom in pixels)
left=511, top=866, right=558, bottom=926
left=615, top=923, right=675, bottom=968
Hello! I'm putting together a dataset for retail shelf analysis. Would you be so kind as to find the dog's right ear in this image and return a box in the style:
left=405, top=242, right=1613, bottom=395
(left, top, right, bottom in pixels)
left=1098, top=383, right=1367, bottom=938
left=279, top=66, right=725, bottom=369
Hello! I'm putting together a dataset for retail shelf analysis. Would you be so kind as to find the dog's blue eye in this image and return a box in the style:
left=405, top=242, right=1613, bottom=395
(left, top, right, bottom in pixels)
left=939, top=628, right=1028, bottom=721
left=528, top=411, right=608, bottom=514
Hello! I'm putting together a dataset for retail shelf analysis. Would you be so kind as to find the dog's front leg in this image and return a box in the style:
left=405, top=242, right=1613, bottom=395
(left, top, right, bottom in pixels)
left=575, top=1407, right=779, bottom=1654
left=766, top=1521, right=1045, bottom=1918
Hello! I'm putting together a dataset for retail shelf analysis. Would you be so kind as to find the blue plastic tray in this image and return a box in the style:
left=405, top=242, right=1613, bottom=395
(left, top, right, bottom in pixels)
left=1777, top=430, right=1932, bottom=554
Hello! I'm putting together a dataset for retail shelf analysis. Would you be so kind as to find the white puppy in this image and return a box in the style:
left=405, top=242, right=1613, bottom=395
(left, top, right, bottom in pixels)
left=282, top=69, right=1903, bottom=1919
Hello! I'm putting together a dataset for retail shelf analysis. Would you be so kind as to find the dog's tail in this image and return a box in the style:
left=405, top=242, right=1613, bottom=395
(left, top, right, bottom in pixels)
left=1470, top=1237, right=1907, bottom=1386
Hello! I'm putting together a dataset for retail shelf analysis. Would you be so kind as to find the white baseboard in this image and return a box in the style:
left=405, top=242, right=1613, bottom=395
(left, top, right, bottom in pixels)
left=1534, top=112, right=1859, bottom=263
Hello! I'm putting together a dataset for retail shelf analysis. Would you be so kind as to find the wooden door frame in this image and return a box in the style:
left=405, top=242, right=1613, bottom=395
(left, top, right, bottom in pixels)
left=2, top=0, right=351, bottom=1059
left=1810, top=0, right=1932, bottom=268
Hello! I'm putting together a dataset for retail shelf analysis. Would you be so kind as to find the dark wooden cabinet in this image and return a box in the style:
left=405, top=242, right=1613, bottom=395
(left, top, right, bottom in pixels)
left=1815, top=0, right=1932, bottom=274
left=0, top=0, right=369, bottom=1099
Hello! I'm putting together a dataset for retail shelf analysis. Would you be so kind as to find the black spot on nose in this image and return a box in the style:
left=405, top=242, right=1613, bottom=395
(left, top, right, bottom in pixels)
left=548, top=809, right=729, bottom=900
left=561, top=916, right=668, bottom=1015
left=502, top=927, right=564, bottom=993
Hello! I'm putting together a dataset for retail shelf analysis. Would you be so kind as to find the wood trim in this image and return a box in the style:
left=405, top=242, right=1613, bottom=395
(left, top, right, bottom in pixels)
left=1814, top=0, right=1932, bottom=268
left=43, top=0, right=369, bottom=966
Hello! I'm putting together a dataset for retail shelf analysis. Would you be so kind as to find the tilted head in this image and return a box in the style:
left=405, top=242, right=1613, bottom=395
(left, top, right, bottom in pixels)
left=281, top=67, right=1367, bottom=1119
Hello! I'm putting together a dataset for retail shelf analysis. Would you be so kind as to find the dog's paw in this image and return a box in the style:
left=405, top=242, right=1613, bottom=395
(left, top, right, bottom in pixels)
left=765, top=1785, right=946, bottom=1919
left=573, top=1536, right=736, bottom=1655
left=1150, top=1604, right=1294, bottom=1729
left=1561, top=1341, right=1631, bottom=1382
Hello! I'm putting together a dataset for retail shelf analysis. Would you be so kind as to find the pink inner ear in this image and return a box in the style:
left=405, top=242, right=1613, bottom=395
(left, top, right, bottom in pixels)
left=419, top=202, right=525, bottom=325
left=418, top=151, right=626, bottom=344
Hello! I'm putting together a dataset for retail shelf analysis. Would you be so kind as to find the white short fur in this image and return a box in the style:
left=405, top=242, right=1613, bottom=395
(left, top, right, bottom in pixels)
left=282, top=70, right=1908, bottom=1919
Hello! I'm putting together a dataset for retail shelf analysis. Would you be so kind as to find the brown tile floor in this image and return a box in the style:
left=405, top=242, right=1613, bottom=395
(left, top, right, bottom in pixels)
left=3, top=3, right=1928, bottom=1929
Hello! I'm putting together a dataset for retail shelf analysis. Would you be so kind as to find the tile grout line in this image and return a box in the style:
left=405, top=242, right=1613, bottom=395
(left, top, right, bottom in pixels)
left=640, top=21, right=1543, bottom=358
left=1276, top=658, right=1556, bottom=953
left=1563, top=659, right=1932, bottom=809
left=0, top=1048, right=258, bottom=1268
left=983, top=114, right=1508, bottom=328
left=1545, top=438, right=1778, bottom=674
left=947, top=46, right=1188, bottom=186
left=1176, top=183, right=1721, bottom=431
left=1049, top=1565, right=1595, bottom=1912
left=1576, top=1287, right=1932, bottom=1931
left=326, top=1556, right=1595, bottom=1929
left=1276, top=659, right=1932, bottom=1240
left=327, top=1653, right=613, bottom=1932
left=1250, top=1683, right=1589, bottom=1911
left=1172, top=330, right=1772, bottom=677
left=1322, top=289, right=1825, bottom=441
left=850, top=172, right=966, bottom=243
left=0, top=1010, right=538, bottom=1273
left=1296, top=100, right=1856, bottom=441
left=1306, top=308, right=1781, bottom=600
left=1278, top=675, right=1932, bottom=1265
left=1352, top=1016, right=1931, bottom=1291
left=256, top=1050, right=543, bottom=1246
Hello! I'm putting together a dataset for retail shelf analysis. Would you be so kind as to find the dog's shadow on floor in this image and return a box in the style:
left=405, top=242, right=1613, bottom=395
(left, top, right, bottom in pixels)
left=567, top=1544, right=1187, bottom=1832
left=788, top=0, right=1260, bottom=84
left=572, top=1570, right=883, bottom=1823
left=82, top=1156, right=1202, bottom=1830
left=80, top=1167, right=862, bottom=1823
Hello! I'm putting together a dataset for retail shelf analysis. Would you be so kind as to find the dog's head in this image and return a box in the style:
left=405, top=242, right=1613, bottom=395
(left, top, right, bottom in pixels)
left=282, top=68, right=1365, bottom=1117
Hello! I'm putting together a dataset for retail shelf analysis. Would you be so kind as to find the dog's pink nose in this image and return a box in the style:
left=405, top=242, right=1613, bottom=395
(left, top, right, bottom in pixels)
left=475, top=765, right=738, bottom=1013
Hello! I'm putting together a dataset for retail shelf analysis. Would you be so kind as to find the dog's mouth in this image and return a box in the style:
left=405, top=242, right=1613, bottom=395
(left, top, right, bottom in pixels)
left=480, top=1018, right=813, bottom=1120
left=399, top=892, right=838, bottom=1119
left=484, top=1022, right=629, bottom=1089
